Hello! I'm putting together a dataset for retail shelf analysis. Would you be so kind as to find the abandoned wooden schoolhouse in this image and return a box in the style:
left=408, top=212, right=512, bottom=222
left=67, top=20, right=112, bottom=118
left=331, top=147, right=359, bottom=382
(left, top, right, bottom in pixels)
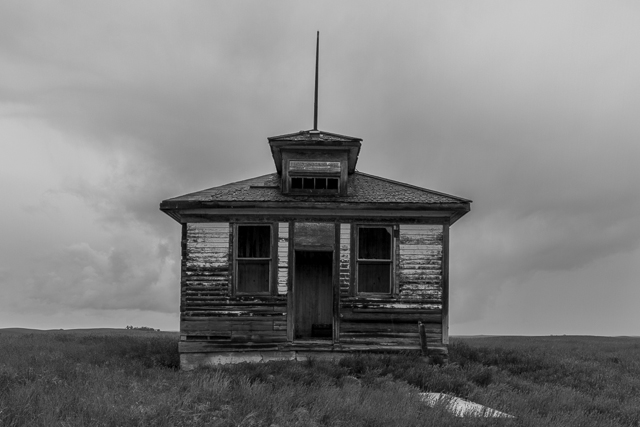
left=160, top=36, right=471, bottom=369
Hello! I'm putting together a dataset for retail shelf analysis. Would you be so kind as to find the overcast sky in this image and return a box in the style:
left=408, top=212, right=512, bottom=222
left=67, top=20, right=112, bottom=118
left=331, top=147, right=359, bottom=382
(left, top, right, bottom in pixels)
left=1, top=1, right=639, bottom=335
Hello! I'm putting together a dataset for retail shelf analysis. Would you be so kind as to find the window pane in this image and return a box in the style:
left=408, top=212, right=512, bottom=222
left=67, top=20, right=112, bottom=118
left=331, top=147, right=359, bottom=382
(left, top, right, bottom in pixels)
left=237, top=260, right=270, bottom=293
left=358, top=227, right=391, bottom=260
left=327, top=178, right=338, bottom=189
left=291, top=177, right=303, bottom=189
left=358, top=263, right=391, bottom=293
left=237, top=225, right=270, bottom=258
left=303, top=178, right=314, bottom=189
left=315, top=178, right=327, bottom=189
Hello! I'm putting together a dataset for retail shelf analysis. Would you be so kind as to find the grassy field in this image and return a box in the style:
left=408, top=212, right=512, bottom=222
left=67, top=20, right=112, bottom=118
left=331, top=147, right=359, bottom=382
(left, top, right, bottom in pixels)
left=0, top=330, right=639, bottom=426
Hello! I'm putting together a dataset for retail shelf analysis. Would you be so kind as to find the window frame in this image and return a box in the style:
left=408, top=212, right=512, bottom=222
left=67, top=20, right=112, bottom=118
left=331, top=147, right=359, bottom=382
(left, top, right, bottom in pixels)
left=354, top=224, right=396, bottom=296
left=233, top=223, right=277, bottom=296
left=285, top=159, right=343, bottom=195
left=290, top=176, right=340, bottom=192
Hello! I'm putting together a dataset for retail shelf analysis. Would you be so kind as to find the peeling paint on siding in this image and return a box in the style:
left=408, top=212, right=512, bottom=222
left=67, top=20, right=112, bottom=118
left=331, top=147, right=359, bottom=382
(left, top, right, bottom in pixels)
left=278, top=222, right=289, bottom=295
left=339, top=223, right=350, bottom=295
left=185, top=223, right=230, bottom=292
left=398, top=224, right=443, bottom=301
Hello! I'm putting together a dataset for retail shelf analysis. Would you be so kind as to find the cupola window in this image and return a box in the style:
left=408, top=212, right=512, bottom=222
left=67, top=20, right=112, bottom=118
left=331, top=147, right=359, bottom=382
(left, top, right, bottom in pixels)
left=291, top=177, right=339, bottom=190
left=285, top=160, right=343, bottom=195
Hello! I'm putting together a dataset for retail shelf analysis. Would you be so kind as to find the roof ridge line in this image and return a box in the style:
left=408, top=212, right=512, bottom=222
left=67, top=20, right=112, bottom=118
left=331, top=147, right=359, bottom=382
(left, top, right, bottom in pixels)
left=355, top=171, right=473, bottom=203
left=268, top=129, right=362, bottom=141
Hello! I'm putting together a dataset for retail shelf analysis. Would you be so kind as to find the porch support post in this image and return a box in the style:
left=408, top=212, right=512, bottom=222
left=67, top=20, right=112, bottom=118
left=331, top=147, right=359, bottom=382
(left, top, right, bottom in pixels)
left=442, top=220, right=450, bottom=345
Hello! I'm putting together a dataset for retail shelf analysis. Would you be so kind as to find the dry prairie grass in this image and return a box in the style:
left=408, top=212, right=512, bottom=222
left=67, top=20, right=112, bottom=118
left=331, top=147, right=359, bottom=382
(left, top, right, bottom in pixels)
left=0, top=330, right=638, bottom=426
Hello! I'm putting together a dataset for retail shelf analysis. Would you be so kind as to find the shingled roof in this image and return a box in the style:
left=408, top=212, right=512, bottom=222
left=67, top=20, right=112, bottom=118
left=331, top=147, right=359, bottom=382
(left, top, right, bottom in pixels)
left=161, top=171, right=470, bottom=205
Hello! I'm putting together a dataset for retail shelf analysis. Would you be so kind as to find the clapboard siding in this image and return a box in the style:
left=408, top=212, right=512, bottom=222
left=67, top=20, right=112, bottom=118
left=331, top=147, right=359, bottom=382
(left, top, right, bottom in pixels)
left=338, top=299, right=443, bottom=346
left=277, top=222, right=289, bottom=295
left=183, top=223, right=230, bottom=310
left=340, top=224, right=443, bottom=348
left=180, top=221, right=447, bottom=356
left=398, top=224, right=443, bottom=300
left=180, top=316, right=288, bottom=351
left=338, top=222, right=445, bottom=349
left=182, top=222, right=288, bottom=346
left=339, top=223, right=350, bottom=296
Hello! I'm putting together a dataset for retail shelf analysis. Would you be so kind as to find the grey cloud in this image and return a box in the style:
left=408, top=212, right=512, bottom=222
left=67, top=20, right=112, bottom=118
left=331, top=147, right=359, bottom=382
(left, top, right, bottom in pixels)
left=2, top=1, right=640, bottom=333
left=23, top=239, right=177, bottom=313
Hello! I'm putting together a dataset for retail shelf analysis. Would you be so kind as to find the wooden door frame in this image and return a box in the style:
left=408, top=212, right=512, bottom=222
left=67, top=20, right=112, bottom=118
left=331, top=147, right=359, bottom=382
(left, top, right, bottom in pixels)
left=286, top=222, right=340, bottom=344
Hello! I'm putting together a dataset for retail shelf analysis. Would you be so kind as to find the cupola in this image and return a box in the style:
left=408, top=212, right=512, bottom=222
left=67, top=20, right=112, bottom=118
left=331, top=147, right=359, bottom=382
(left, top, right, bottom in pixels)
left=268, top=130, right=361, bottom=196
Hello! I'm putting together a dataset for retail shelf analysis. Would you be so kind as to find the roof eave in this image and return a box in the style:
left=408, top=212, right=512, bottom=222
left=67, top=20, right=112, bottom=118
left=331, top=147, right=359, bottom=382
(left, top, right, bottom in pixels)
left=160, top=199, right=470, bottom=223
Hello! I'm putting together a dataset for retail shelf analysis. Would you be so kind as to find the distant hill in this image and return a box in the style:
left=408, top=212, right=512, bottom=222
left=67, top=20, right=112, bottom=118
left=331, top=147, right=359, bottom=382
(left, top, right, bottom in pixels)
left=0, top=328, right=179, bottom=336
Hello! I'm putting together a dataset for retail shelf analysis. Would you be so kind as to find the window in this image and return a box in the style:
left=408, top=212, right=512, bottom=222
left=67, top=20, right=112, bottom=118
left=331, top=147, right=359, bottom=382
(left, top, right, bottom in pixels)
left=235, top=224, right=272, bottom=294
left=356, top=226, right=393, bottom=294
left=285, top=160, right=343, bottom=195
left=291, top=176, right=339, bottom=191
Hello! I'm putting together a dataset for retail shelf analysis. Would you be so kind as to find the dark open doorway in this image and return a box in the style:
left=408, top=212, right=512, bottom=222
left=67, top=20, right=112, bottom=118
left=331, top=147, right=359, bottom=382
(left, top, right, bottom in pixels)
left=294, top=250, right=333, bottom=340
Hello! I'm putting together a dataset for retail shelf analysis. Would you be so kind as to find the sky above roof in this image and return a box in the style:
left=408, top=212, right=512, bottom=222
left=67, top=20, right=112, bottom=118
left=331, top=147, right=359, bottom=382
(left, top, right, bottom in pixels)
left=1, top=1, right=639, bottom=335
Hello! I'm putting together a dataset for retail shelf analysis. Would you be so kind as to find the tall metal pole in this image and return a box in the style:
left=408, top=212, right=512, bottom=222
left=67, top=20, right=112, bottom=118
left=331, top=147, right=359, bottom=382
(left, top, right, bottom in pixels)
left=313, top=31, right=319, bottom=131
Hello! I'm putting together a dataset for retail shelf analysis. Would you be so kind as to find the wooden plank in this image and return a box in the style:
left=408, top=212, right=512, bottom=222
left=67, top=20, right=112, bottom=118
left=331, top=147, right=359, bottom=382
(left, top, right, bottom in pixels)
left=340, top=321, right=440, bottom=333
left=181, top=303, right=286, bottom=312
left=340, top=332, right=419, bottom=339
left=338, top=333, right=441, bottom=343
left=334, top=223, right=340, bottom=343
left=351, top=308, right=441, bottom=314
left=183, top=331, right=232, bottom=338
left=442, top=221, right=450, bottom=345
left=179, top=299, right=287, bottom=306
left=399, top=224, right=443, bottom=232
left=188, top=222, right=229, bottom=229
left=339, top=223, right=351, bottom=292
left=287, top=221, right=294, bottom=342
left=179, top=342, right=280, bottom=352
left=183, top=277, right=230, bottom=283
left=398, top=268, right=442, bottom=276
left=182, top=318, right=275, bottom=332
left=273, top=320, right=287, bottom=331
left=399, top=244, right=442, bottom=250
left=181, top=293, right=286, bottom=301
left=230, top=332, right=288, bottom=343
left=340, top=311, right=442, bottom=323
left=185, top=239, right=230, bottom=246
left=182, top=308, right=286, bottom=316
left=398, top=293, right=441, bottom=300
left=398, top=285, right=441, bottom=292
left=398, top=249, right=442, bottom=256
left=293, top=222, right=335, bottom=249
left=184, top=269, right=230, bottom=277
left=340, top=298, right=442, bottom=313
left=337, top=337, right=422, bottom=346
left=340, top=298, right=442, bottom=307
left=278, top=222, right=289, bottom=295
left=398, top=255, right=442, bottom=263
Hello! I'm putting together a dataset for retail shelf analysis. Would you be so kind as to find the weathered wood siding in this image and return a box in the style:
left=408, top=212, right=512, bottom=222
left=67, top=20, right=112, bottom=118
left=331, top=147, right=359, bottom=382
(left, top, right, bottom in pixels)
left=180, top=222, right=287, bottom=353
left=338, top=223, right=445, bottom=353
left=183, top=222, right=230, bottom=304
left=180, top=221, right=447, bottom=356
left=277, top=222, right=289, bottom=295
left=398, top=224, right=443, bottom=300
left=339, top=223, right=351, bottom=296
